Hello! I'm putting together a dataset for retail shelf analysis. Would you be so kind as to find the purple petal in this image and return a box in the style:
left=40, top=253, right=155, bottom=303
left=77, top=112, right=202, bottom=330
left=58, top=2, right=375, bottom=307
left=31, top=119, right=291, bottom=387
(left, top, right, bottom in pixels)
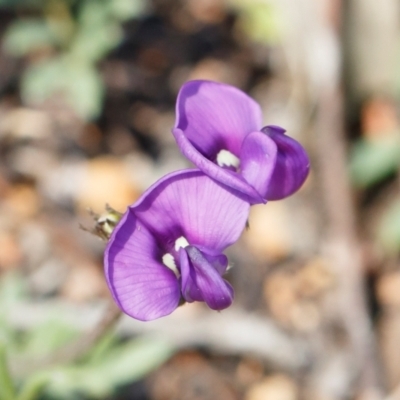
left=182, top=246, right=228, bottom=276
left=240, top=131, right=278, bottom=200
left=179, top=248, right=202, bottom=303
left=262, top=126, right=310, bottom=200
left=175, top=80, right=262, bottom=157
left=173, top=128, right=263, bottom=203
left=202, top=252, right=229, bottom=275
left=134, top=169, right=251, bottom=252
left=104, top=210, right=181, bottom=321
left=180, top=247, right=234, bottom=310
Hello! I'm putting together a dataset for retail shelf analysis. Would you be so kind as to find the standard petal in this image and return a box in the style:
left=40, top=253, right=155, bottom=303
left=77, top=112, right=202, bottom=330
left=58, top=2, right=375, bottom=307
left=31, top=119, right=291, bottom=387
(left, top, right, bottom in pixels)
left=105, top=209, right=181, bottom=321
left=134, top=169, right=251, bottom=252
left=175, top=80, right=262, bottom=157
left=262, top=126, right=310, bottom=200
left=240, top=131, right=278, bottom=200
left=173, top=128, right=263, bottom=203
left=185, top=246, right=234, bottom=310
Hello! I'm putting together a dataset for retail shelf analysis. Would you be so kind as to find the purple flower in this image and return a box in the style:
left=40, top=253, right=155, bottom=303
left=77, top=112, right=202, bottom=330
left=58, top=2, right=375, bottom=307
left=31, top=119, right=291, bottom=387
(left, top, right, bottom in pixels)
left=104, top=169, right=250, bottom=321
left=173, top=80, right=310, bottom=203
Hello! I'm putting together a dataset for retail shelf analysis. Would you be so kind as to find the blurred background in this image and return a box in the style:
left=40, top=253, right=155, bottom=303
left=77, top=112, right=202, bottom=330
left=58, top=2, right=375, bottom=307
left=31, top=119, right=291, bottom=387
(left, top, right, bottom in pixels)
left=0, top=0, right=400, bottom=399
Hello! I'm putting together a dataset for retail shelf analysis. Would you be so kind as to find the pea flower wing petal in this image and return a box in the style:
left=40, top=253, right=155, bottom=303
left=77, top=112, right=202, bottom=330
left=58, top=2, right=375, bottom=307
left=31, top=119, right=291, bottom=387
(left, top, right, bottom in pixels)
left=104, top=211, right=181, bottom=321
left=240, top=131, right=278, bottom=199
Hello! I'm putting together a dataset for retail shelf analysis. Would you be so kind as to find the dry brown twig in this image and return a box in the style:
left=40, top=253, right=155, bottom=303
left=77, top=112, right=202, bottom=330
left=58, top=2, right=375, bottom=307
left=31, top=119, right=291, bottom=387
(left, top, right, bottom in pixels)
left=311, top=1, right=385, bottom=396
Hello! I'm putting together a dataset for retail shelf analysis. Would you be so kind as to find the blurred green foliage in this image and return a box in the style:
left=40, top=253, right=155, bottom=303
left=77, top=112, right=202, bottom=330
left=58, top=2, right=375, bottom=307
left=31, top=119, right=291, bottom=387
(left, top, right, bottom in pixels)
left=0, top=0, right=41, bottom=7
left=350, top=131, right=400, bottom=253
left=0, top=273, right=174, bottom=400
left=378, top=200, right=400, bottom=253
left=228, top=0, right=281, bottom=45
left=350, top=134, right=400, bottom=188
left=2, top=0, right=146, bottom=120
left=45, top=337, right=173, bottom=399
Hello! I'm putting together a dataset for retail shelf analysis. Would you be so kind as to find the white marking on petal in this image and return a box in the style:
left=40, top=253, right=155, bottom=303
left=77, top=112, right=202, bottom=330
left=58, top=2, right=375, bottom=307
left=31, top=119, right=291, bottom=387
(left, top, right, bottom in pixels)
left=162, top=253, right=180, bottom=278
left=175, top=236, right=189, bottom=251
left=216, top=149, right=240, bottom=169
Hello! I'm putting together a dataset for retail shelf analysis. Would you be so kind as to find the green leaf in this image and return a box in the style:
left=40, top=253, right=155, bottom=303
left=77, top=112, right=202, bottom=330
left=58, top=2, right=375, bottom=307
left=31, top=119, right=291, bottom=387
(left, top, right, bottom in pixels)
left=108, top=0, right=147, bottom=21
left=16, top=372, right=49, bottom=400
left=21, top=56, right=104, bottom=120
left=21, top=57, right=64, bottom=103
left=3, top=19, right=55, bottom=56
left=350, top=134, right=400, bottom=187
left=0, top=342, right=16, bottom=400
left=378, top=200, right=400, bottom=253
left=0, top=274, right=28, bottom=357
left=228, top=0, right=281, bottom=44
left=45, top=337, right=174, bottom=399
left=0, top=273, right=27, bottom=307
left=85, top=333, right=117, bottom=364
left=20, top=319, right=79, bottom=359
left=78, top=0, right=110, bottom=27
left=71, top=22, right=122, bottom=62
left=64, top=61, right=104, bottom=120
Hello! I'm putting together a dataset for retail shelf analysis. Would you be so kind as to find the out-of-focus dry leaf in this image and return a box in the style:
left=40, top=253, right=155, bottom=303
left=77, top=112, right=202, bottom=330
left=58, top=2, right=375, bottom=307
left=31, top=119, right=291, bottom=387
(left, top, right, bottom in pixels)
left=77, top=156, right=139, bottom=212
left=185, top=0, right=226, bottom=24
left=361, top=97, right=399, bottom=140
left=355, top=388, right=386, bottom=400
left=189, top=58, right=249, bottom=88
left=0, top=107, right=52, bottom=140
left=245, top=374, right=298, bottom=400
left=263, top=261, right=329, bottom=331
left=235, top=357, right=264, bottom=387
left=61, top=262, right=108, bottom=302
left=105, top=126, right=137, bottom=155
left=376, top=272, right=400, bottom=308
left=76, top=123, right=103, bottom=154
left=130, top=104, right=161, bottom=137
left=303, top=391, right=341, bottom=400
left=263, top=271, right=297, bottom=326
left=0, top=172, right=9, bottom=197
left=29, top=257, right=68, bottom=295
left=9, top=147, right=58, bottom=182
left=244, top=202, right=291, bottom=262
left=0, top=232, right=22, bottom=270
left=124, top=152, right=157, bottom=192
left=149, top=351, right=238, bottom=400
left=2, top=184, right=40, bottom=219
left=19, top=222, right=50, bottom=270
left=378, top=311, right=400, bottom=390
left=289, top=301, right=320, bottom=332
left=137, top=47, right=169, bottom=73
left=296, top=258, right=335, bottom=298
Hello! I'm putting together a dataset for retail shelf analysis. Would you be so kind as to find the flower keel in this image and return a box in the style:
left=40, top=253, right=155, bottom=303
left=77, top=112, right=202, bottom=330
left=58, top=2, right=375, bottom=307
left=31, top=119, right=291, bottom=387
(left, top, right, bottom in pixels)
left=180, top=246, right=234, bottom=309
